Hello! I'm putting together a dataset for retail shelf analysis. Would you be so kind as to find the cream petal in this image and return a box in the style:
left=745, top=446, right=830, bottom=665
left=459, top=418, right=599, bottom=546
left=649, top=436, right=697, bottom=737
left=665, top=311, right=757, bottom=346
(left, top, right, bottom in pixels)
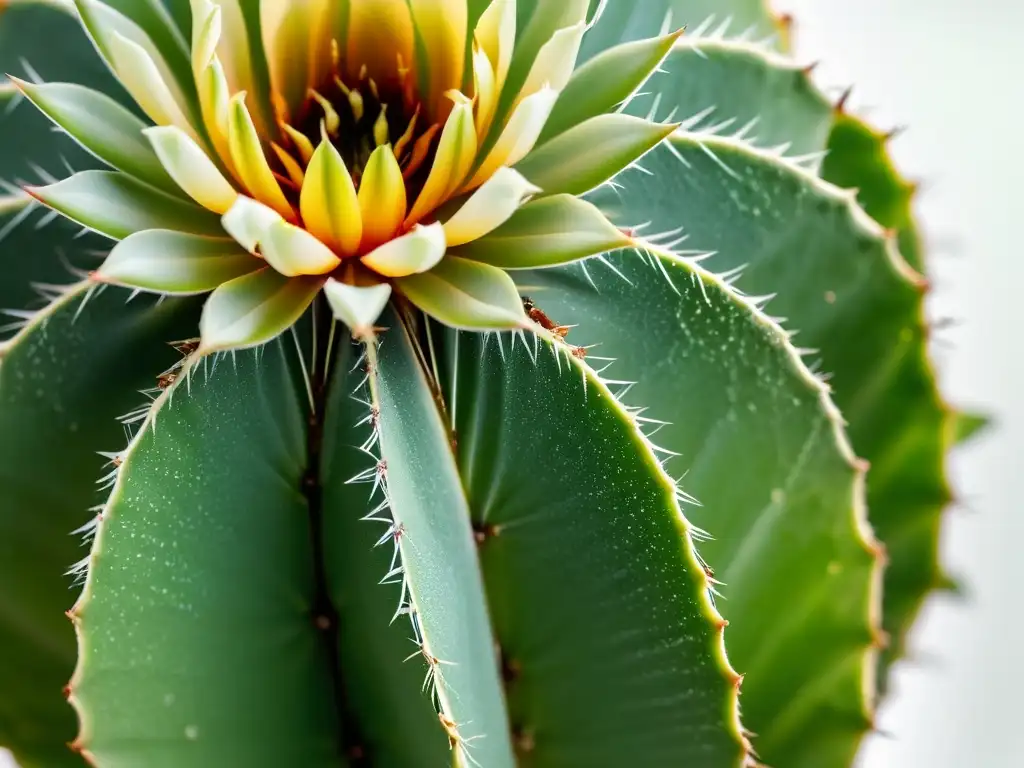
left=221, top=195, right=283, bottom=255
left=407, top=95, right=477, bottom=226
left=443, top=167, right=540, bottom=247
left=145, top=126, right=238, bottom=214
left=260, top=219, right=342, bottom=277
left=361, top=223, right=446, bottom=278
left=323, top=279, right=392, bottom=339
left=465, top=86, right=558, bottom=190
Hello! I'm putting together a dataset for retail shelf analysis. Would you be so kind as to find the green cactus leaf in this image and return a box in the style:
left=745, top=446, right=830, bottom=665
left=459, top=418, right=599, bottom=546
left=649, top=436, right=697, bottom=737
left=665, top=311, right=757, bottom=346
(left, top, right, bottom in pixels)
left=0, top=286, right=200, bottom=767
left=12, top=80, right=179, bottom=194
left=521, top=240, right=878, bottom=767
left=821, top=113, right=924, bottom=272
left=321, top=335, right=450, bottom=766
left=98, top=230, right=258, bottom=295
left=952, top=410, right=991, bottom=446
left=625, top=38, right=832, bottom=157
left=539, top=29, right=683, bottom=143
left=578, top=0, right=783, bottom=63
left=70, top=338, right=347, bottom=767
left=452, top=195, right=629, bottom=269
left=396, top=256, right=528, bottom=330
left=517, top=114, right=677, bottom=197
left=624, top=36, right=956, bottom=705
left=587, top=131, right=951, bottom=765
left=439, top=329, right=748, bottom=767
left=28, top=171, right=223, bottom=240
left=364, top=312, right=517, bottom=768
left=813, top=114, right=953, bottom=684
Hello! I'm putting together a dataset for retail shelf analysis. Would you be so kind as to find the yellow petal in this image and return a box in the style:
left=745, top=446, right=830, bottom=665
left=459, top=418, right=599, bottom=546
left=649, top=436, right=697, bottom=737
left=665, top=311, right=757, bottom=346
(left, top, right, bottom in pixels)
left=300, top=126, right=362, bottom=256
left=475, top=0, right=516, bottom=93
left=471, top=43, right=499, bottom=141
left=323, top=279, right=392, bottom=340
left=408, top=0, right=468, bottom=119
left=361, top=223, right=446, bottom=277
left=406, top=94, right=477, bottom=226
left=190, top=0, right=257, bottom=98
left=519, top=22, right=586, bottom=100
left=145, top=126, right=238, bottom=214
left=260, top=0, right=309, bottom=118
left=104, top=31, right=199, bottom=141
left=221, top=195, right=282, bottom=255
left=358, top=144, right=407, bottom=251
left=347, top=0, right=414, bottom=91
left=195, top=58, right=236, bottom=175
left=272, top=143, right=306, bottom=187
left=281, top=123, right=315, bottom=165
left=189, top=0, right=221, bottom=74
left=228, top=92, right=296, bottom=221
left=443, top=166, right=539, bottom=247
left=261, top=219, right=342, bottom=276
left=465, top=86, right=558, bottom=191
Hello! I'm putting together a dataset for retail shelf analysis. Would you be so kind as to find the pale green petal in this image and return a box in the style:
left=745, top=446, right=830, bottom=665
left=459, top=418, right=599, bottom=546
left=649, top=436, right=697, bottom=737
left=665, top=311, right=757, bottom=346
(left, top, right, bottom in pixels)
left=28, top=171, right=223, bottom=240
left=11, top=79, right=178, bottom=193
left=452, top=194, right=630, bottom=269
left=396, top=256, right=527, bottom=330
left=539, top=28, right=684, bottom=143
left=75, top=0, right=198, bottom=136
left=517, top=114, right=677, bottom=197
left=98, top=229, right=257, bottom=294
left=199, top=268, right=323, bottom=353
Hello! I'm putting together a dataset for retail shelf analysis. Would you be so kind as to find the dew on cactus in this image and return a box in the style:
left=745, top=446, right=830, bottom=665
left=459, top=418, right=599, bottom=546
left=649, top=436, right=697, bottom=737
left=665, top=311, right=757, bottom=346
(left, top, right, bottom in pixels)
left=0, top=1, right=973, bottom=768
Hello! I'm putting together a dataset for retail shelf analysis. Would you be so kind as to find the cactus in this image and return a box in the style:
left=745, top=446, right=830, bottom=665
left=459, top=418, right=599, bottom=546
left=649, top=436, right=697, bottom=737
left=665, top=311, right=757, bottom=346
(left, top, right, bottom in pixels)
left=0, top=1, right=973, bottom=767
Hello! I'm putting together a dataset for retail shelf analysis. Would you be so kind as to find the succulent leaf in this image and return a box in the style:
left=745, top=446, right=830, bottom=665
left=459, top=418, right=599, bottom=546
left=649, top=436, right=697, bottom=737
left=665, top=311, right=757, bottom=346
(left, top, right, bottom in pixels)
left=320, top=335, right=452, bottom=765
left=623, top=37, right=832, bottom=158
left=361, top=312, right=518, bottom=768
left=437, top=328, right=749, bottom=765
left=819, top=113, right=956, bottom=682
left=524, top=244, right=880, bottom=768
left=0, top=287, right=200, bottom=768
left=822, top=113, right=924, bottom=271
left=576, top=0, right=784, bottom=62
left=587, top=131, right=938, bottom=765
left=68, top=339, right=346, bottom=766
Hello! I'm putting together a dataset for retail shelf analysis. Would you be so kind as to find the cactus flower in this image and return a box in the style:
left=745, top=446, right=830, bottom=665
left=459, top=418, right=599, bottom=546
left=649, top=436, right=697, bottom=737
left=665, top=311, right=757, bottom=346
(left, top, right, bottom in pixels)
left=0, top=2, right=966, bottom=768
left=15, top=0, right=677, bottom=351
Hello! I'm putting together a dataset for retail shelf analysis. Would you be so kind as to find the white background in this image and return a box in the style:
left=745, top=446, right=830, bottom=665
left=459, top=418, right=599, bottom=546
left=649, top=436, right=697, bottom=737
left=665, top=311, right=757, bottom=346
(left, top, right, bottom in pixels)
left=779, top=0, right=1024, bottom=765
left=3, top=2, right=1020, bottom=766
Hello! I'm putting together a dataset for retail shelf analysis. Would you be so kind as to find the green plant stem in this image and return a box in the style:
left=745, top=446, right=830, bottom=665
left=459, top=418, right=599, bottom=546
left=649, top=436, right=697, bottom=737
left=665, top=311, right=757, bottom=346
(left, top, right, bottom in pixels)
left=304, top=299, right=366, bottom=764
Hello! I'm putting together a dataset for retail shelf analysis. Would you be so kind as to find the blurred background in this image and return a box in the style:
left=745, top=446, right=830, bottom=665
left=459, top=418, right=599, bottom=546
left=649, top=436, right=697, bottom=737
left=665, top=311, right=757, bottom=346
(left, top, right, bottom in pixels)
left=2, top=2, right=1018, bottom=766
left=780, top=0, right=1023, bottom=765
